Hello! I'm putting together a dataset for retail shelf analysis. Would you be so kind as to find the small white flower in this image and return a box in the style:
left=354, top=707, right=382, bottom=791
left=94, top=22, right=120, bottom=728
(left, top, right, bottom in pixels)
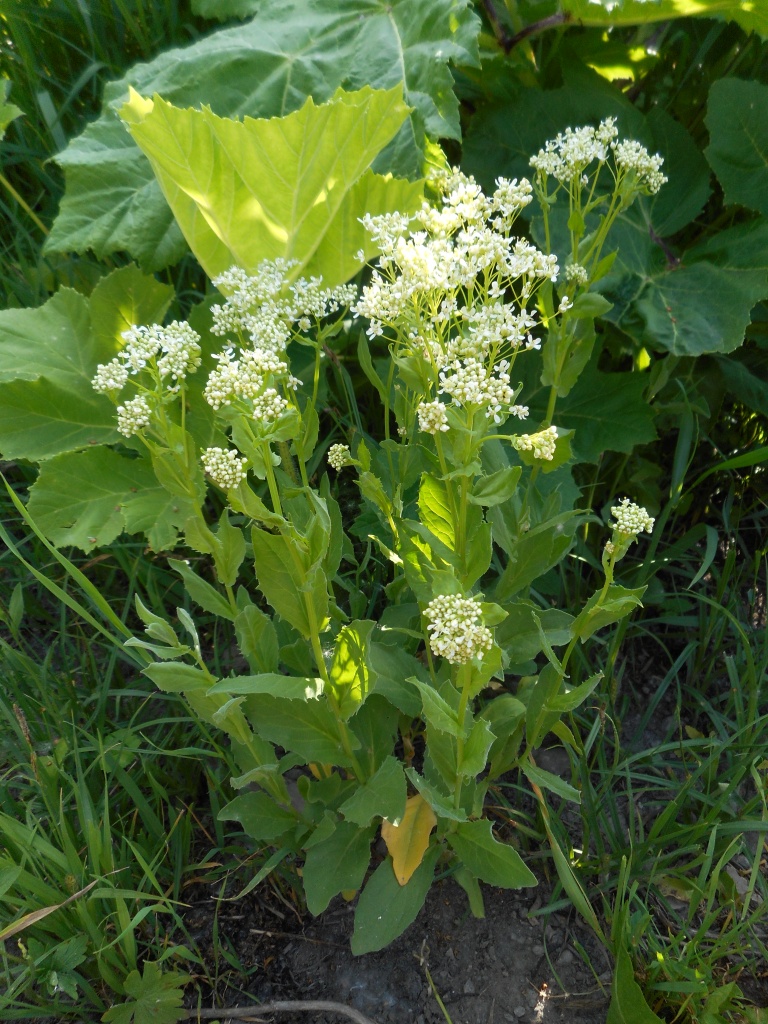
left=425, top=594, right=493, bottom=665
left=512, top=425, right=558, bottom=461
left=417, top=399, right=450, bottom=435
left=610, top=498, right=654, bottom=536
left=327, top=443, right=352, bottom=471
left=92, top=358, right=129, bottom=393
left=116, top=395, right=152, bottom=438
left=202, top=447, right=248, bottom=489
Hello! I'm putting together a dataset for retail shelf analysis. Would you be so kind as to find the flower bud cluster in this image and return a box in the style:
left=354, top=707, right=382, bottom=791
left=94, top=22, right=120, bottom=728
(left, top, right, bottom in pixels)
left=92, top=321, right=201, bottom=395
left=565, top=263, right=589, bottom=286
left=511, top=425, right=558, bottom=461
left=116, top=395, right=152, bottom=438
left=201, top=447, right=248, bottom=490
left=417, top=400, right=450, bottom=435
left=425, top=594, right=493, bottom=665
left=327, top=443, right=352, bottom=471
left=610, top=498, right=655, bottom=536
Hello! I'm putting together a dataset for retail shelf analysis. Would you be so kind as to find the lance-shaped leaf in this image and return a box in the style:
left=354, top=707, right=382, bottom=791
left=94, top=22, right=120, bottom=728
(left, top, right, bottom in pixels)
left=120, top=86, right=422, bottom=287
left=381, top=793, right=438, bottom=885
left=329, top=619, right=377, bottom=719
left=447, top=819, right=536, bottom=889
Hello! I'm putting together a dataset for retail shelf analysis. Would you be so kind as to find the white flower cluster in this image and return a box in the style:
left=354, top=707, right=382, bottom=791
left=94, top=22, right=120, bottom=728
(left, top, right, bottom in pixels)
left=353, top=169, right=555, bottom=429
left=611, top=498, right=655, bottom=536
left=327, top=443, right=351, bottom=471
left=565, top=263, right=589, bottom=286
left=116, top=395, right=152, bottom=438
left=425, top=594, right=493, bottom=665
left=92, top=321, right=201, bottom=394
left=201, top=447, right=248, bottom=490
left=511, top=425, right=558, bottom=461
left=417, top=399, right=450, bottom=435
left=530, top=116, right=667, bottom=195
left=205, top=261, right=356, bottom=426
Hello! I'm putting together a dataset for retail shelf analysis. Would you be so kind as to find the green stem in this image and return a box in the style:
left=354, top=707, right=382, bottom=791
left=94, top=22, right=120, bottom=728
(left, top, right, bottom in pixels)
left=262, top=444, right=283, bottom=516
left=453, top=662, right=473, bottom=810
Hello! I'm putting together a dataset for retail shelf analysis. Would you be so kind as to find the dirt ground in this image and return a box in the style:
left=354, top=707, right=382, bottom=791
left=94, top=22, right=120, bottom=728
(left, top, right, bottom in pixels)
left=184, top=874, right=612, bottom=1024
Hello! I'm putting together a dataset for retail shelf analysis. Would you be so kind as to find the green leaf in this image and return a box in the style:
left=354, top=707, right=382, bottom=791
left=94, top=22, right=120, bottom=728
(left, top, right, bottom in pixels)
left=418, top=473, right=455, bottom=550
left=459, top=719, right=496, bottom=778
left=553, top=363, right=657, bottom=463
left=218, top=791, right=297, bottom=842
left=0, top=289, right=119, bottom=460
left=26, top=449, right=189, bottom=553
left=0, top=80, right=23, bottom=141
left=338, top=756, right=407, bottom=827
left=522, top=762, right=581, bottom=805
left=208, top=673, right=322, bottom=699
left=468, top=466, right=521, bottom=507
left=351, top=843, right=440, bottom=955
left=561, top=0, right=768, bottom=38
left=607, top=944, right=665, bottom=1024
left=303, top=822, right=375, bottom=915
left=572, top=585, right=646, bottom=642
left=102, top=961, right=188, bottom=1024
left=405, top=766, right=467, bottom=822
left=169, top=559, right=234, bottom=621
left=706, top=78, right=768, bottom=216
left=549, top=672, right=603, bottom=714
left=214, top=511, right=247, bottom=586
left=369, top=643, right=423, bottom=717
left=412, top=678, right=465, bottom=738
left=329, top=619, right=377, bottom=719
left=251, top=527, right=329, bottom=637
left=447, top=819, right=536, bottom=889
left=47, top=0, right=479, bottom=269
left=494, top=518, right=578, bottom=601
left=245, top=693, right=354, bottom=765
left=525, top=663, right=564, bottom=750
left=495, top=602, right=574, bottom=665
left=122, top=86, right=423, bottom=287
left=143, top=663, right=211, bottom=693
left=234, top=603, right=279, bottom=674
left=89, top=263, right=174, bottom=352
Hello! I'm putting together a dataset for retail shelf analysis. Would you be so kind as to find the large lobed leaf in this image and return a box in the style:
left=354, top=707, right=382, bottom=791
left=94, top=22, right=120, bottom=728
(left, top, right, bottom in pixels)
left=705, top=78, right=768, bottom=218
left=45, top=0, right=480, bottom=271
left=120, top=86, right=424, bottom=286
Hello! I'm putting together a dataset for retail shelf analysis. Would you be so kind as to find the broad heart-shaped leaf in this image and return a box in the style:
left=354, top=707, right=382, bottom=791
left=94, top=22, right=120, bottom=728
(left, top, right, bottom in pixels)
left=26, top=448, right=192, bottom=553
left=706, top=79, right=768, bottom=217
left=121, top=87, right=423, bottom=287
left=447, top=819, right=537, bottom=889
left=102, top=961, right=189, bottom=1024
left=0, top=289, right=118, bottom=460
left=218, top=791, right=298, bottom=842
left=338, top=756, right=407, bottom=827
left=89, top=262, right=174, bottom=352
left=381, top=794, right=438, bottom=885
left=46, top=0, right=479, bottom=269
left=563, top=0, right=768, bottom=39
left=351, top=842, right=441, bottom=955
left=302, top=821, right=375, bottom=915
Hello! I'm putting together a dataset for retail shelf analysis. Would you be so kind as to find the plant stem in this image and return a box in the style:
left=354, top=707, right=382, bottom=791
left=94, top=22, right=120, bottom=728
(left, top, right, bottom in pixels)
left=262, top=444, right=283, bottom=516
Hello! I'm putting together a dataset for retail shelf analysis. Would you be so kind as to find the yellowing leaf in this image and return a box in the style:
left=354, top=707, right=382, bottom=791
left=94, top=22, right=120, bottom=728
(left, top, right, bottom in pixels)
left=381, top=793, right=437, bottom=886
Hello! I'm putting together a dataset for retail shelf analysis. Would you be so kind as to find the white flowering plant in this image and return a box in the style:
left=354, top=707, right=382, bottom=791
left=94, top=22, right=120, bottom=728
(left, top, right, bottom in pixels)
left=81, top=112, right=663, bottom=952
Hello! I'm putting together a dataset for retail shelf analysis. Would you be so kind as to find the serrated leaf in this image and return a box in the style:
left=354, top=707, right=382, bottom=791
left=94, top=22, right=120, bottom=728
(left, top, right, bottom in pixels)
left=351, top=842, right=440, bottom=955
left=0, top=288, right=119, bottom=460
left=412, top=678, right=464, bottom=738
left=339, top=756, right=407, bottom=826
left=381, top=793, right=437, bottom=885
left=572, top=584, right=646, bottom=642
left=234, top=603, right=279, bottom=673
left=303, top=821, right=375, bottom=915
left=522, top=762, right=581, bottom=804
left=219, top=791, right=297, bottom=842
left=418, top=473, right=455, bottom=550
left=48, top=0, right=479, bottom=268
left=251, top=527, right=329, bottom=637
left=706, top=79, right=768, bottom=216
left=447, top=819, right=536, bottom=888
left=26, top=448, right=189, bottom=552
left=121, top=86, right=422, bottom=287
left=102, top=961, right=188, bottom=1024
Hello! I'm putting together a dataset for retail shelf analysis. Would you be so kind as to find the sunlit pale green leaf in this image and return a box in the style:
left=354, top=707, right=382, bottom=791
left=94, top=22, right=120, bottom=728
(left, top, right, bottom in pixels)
left=563, top=0, right=768, bottom=38
left=46, top=0, right=480, bottom=268
left=121, top=87, right=422, bottom=287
